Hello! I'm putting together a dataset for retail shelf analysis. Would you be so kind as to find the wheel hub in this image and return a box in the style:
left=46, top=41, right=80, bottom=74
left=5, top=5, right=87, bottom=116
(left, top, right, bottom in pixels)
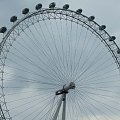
left=56, top=82, right=75, bottom=95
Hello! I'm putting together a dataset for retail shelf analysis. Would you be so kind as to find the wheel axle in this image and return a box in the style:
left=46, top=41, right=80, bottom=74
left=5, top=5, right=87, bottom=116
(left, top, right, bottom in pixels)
left=56, top=82, right=75, bottom=95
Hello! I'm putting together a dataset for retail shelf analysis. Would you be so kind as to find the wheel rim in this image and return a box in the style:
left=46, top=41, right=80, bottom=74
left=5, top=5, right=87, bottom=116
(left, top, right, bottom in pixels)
left=0, top=6, right=120, bottom=120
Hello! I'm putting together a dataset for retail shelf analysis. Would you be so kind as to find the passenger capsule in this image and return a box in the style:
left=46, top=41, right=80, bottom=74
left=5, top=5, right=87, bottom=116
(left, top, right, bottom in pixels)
left=117, top=49, right=120, bottom=54
left=49, top=2, right=56, bottom=8
left=109, top=36, right=116, bottom=41
left=76, top=9, right=82, bottom=14
left=0, top=27, right=7, bottom=33
left=22, top=8, right=29, bottom=14
left=10, top=16, right=17, bottom=22
left=35, top=3, right=42, bottom=10
left=99, top=25, right=106, bottom=30
left=63, top=4, right=69, bottom=10
left=88, top=16, right=95, bottom=21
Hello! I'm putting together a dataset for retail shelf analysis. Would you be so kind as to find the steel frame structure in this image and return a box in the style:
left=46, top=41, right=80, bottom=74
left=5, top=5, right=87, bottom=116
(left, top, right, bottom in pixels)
left=0, top=105, right=6, bottom=120
left=0, top=4, right=120, bottom=120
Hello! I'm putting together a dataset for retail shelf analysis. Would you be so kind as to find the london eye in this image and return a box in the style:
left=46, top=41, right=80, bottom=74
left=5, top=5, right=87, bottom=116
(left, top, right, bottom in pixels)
left=0, top=2, right=120, bottom=120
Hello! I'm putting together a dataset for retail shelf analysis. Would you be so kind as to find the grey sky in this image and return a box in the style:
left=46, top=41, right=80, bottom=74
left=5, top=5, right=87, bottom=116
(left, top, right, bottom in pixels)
left=0, top=1, right=120, bottom=120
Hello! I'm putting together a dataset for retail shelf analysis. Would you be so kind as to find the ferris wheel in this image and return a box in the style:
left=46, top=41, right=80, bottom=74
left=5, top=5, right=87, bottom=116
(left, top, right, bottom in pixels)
left=0, top=2, right=120, bottom=120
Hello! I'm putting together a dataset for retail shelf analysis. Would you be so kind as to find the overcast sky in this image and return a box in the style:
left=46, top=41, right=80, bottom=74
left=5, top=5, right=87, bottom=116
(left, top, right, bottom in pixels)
left=0, top=1, right=120, bottom=120
left=0, top=0, right=120, bottom=45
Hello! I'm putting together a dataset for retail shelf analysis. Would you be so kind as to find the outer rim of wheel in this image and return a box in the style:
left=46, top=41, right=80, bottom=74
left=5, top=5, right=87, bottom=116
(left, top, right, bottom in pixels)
left=1, top=7, right=120, bottom=67
left=0, top=6, right=120, bottom=119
